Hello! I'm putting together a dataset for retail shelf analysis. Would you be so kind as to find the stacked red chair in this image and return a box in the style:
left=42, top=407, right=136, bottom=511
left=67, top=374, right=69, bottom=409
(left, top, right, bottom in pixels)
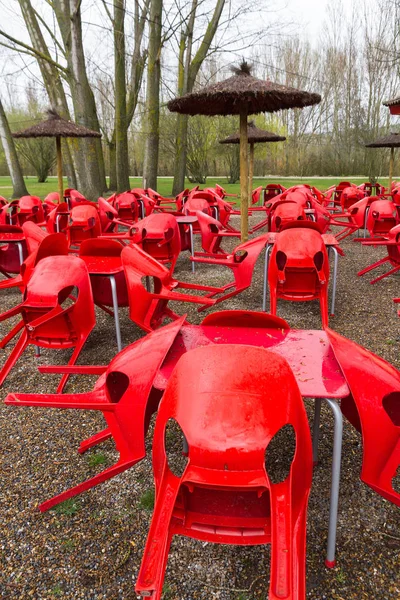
left=0, top=255, right=95, bottom=392
left=111, top=191, right=141, bottom=223
left=264, top=183, right=286, bottom=204
left=46, top=202, right=70, bottom=233
left=121, top=244, right=217, bottom=331
left=339, top=187, right=364, bottom=212
left=63, top=188, right=88, bottom=209
left=135, top=344, right=312, bottom=599
left=268, top=227, right=330, bottom=327
left=358, top=224, right=400, bottom=284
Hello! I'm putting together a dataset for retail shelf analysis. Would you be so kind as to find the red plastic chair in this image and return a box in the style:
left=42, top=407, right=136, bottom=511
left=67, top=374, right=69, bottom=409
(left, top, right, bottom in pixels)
left=195, top=210, right=241, bottom=256
left=121, top=244, right=217, bottom=331
left=129, top=213, right=182, bottom=272
left=63, top=188, right=88, bottom=209
left=46, top=202, right=70, bottom=234
left=268, top=228, right=330, bottom=327
left=270, top=201, right=309, bottom=232
left=0, top=223, right=67, bottom=293
left=264, top=183, right=286, bottom=204
left=44, top=192, right=60, bottom=204
left=17, top=195, right=45, bottom=225
left=365, top=199, right=398, bottom=238
left=0, top=225, right=28, bottom=276
left=113, top=191, right=140, bottom=223
left=67, top=204, right=102, bottom=247
left=79, top=238, right=129, bottom=307
left=358, top=224, right=400, bottom=284
left=183, top=196, right=213, bottom=232
left=0, top=255, right=95, bottom=392
left=192, top=233, right=270, bottom=308
left=339, top=187, right=364, bottom=212
left=135, top=344, right=312, bottom=599
left=5, top=316, right=185, bottom=512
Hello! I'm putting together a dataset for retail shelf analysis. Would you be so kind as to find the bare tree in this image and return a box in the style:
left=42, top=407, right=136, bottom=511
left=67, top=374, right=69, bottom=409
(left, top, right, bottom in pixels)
left=0, top=98, right=28, bottom=197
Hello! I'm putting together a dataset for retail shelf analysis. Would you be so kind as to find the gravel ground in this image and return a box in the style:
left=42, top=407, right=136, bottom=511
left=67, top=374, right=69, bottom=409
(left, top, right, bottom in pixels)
left=0, top=216, right=399, bottom=600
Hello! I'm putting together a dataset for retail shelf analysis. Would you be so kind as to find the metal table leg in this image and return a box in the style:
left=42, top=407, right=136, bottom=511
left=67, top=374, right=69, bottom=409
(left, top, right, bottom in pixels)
left=363, top=207, right=370, bottom=238
left=109, top=275, right=122, bottom=352
left=329, top=247, right=338, bottom=316
left=262, top=245, right=272, bottom=312
left=189, top=223, right=195, bottom=273
left=16, top=242, right=24, bottom=267
left=56, top=214, right=61, bottom=233
left=312, top=397, right=322, bottom=466
left=324, top=398, right=343, bottom=568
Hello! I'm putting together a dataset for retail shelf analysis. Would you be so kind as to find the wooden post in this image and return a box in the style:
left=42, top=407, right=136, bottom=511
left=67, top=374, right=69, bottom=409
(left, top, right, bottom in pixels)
left=248, top=142, right=254, bottom=202
left=56, top=136, right=63, bottom=203
left=389, top=147, right=394, bottom=193
left=239, top=111, right=249, bottom=242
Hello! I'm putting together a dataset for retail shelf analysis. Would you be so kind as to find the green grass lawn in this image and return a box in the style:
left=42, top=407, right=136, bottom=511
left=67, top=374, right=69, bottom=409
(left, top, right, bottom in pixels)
left=0, top=175, right=391, bottom=200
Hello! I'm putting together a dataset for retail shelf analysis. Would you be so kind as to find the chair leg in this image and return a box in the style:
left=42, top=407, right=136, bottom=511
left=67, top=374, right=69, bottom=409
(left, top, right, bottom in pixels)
left=78, top=428, right=112, bottom=454
left=0, top=320, right=24, bottom=349
left=357, top=256, right=389, bottom=277
left=370, top=265, right=400, bottom=285
left=269, top=289, right=277, bottom=316
left=39, top=457, right=139, bottom=512
left=0, top=330, right=29, bottom=387
left=320, top=288, right=329, bottom=328
left=136, top=476, right=180, bottom=599
left=56, top=336, right=89, bottom=394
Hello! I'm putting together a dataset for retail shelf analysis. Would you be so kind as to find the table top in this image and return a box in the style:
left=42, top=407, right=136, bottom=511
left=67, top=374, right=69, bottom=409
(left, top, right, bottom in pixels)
left=176, top=216, right=198, bottom=224
left=154, top=324, right=349, bottom=399
left=0, top=233, right=25, bottom=242
left=79, top=255, right=123, bottom=275
left=264, top=232, right=340, bottom=247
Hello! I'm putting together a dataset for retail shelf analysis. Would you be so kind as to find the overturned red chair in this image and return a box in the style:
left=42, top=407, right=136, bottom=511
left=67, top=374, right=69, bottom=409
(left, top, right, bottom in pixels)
left=192, top=233, right=270, bottom=308
left=121, top=244, right=217, bottom=331
left=0, top=225, right=28, bottom=277
left=5, top=315, right=185, bottom=512
left=365, top=199, right=398, bottom=239
left=358, top=224, right=400, bottom=284
left=268, top=227, right=330, bottom=327
left=112, top=191, right=141, bottom=223
left=195, top=210, right=241, bottom=256
left=135, top=344, right=313, bottom=600
left=16, top=196, right=46, bottom=226
left=0, top=255, right=95, bottom=392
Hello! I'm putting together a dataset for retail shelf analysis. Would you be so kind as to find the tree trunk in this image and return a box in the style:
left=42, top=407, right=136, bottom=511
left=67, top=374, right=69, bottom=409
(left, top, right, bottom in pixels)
left=0, top=98, right=28, bottom=198
left=114, top=0, right=130, bottom=191
left=171, top=0, right=225, bottom=194
left=18, top=0, right=77, bottom=189
left=53, top=0, right=107, bottom=199
left=142, top=0, right=162, bottom=190
left=108, top=140, right=117, bottom=191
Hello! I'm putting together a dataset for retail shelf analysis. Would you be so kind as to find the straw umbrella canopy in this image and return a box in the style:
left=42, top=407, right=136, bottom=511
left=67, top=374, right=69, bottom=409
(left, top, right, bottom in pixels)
left=365, top=132, right=400, bottom=190
left=168, top=62, right=321, bottom=241
left=220, top=120, right=286, bottom=197
left=12, top=110, right=101, bottom=202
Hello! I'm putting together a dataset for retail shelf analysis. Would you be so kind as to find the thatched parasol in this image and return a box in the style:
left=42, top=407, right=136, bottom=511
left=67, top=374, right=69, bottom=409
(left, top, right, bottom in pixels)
left=168, top=62, right=321, bottom=241
left=365, top=132, right=400, bottom=190
left=383, top=96, right=400, bottom=116
left=13, top=110, right=101, bottom=202
left=220, top=121, right=286, bottom=198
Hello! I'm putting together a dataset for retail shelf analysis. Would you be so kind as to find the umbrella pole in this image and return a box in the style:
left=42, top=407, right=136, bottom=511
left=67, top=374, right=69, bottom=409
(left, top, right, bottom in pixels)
left=56, top=136, right=63, bottom=203
left=389, top=147, right=394, bottom=193
left=240, top=111, right=249, bottom=242
left=248, top=142, right=254, bottom=202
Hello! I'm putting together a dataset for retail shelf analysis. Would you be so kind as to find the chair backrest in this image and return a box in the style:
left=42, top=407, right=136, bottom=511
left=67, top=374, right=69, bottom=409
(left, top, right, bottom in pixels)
left=98, top=197, right=119, bottom=231
left=367, top=199, right=398, bottom=235
left=340, top=187, right=364, bottom=211
left=129, top=213, right=181, bottom=269
left=23, top=255, right=95, bottom=343
left=264, top=184, right=286, bottom=204
left=79, top=237, right=123, bottom=257
left=196, top=211, right=224, bottom=253
left=17, top=196, right=45, bottom=224
left=251, top=186, right=263, bottom=205
left=64, top=188, right=88, bottom=209
left=270, top=201, right=307, bottom=232
left=269, top=228, right=329, bottom=294
left=121, top=244, right=172, bottom=331
left=67, top=204, right=102, bottom=246
left=21, top=232, right=69, bottom=284
left=153, top=344, right=312, bottom=525
left=114, top=191, right=140, bottom=222
left=45, top=202, right=70, bottom=233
